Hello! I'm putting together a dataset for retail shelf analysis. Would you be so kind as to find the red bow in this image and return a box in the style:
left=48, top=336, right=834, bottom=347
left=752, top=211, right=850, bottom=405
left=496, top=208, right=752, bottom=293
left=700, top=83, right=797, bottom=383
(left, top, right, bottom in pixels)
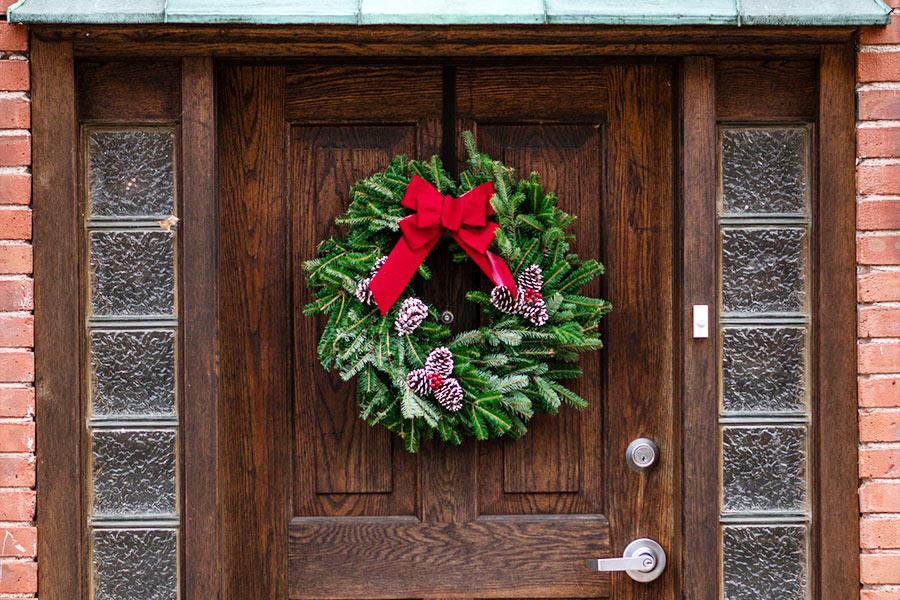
left=369, top=176, right=517, bottom=315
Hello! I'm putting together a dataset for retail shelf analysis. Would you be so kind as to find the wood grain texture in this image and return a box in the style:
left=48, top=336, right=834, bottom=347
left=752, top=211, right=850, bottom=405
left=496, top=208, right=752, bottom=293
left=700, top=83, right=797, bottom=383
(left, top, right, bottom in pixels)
left=77, top=60, right=181, bottom=121
left=219, top=65, right=289, bottom=600
left=288, top=516, right=611, bottom=599
left=181, top=56, right=219, bottom=600
left=680, top=56, right=717, bottom=600
left=715, top=60, right=817, bottom=120
left=604, top=64, right=675, bottom=600
left=815, top=44, right=859, bottom=599
left=32, top=37, right=82, bottom=600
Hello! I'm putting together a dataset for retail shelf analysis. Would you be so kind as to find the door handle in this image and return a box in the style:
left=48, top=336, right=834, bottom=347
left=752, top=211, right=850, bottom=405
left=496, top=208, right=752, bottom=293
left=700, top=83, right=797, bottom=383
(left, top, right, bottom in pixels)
left=584, top=538, right=666, bottom=583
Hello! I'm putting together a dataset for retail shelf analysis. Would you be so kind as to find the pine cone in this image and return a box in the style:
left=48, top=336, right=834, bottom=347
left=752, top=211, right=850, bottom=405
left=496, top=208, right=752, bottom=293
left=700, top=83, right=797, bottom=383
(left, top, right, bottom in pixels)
left=355, top=276, right=373, bottom=304
left=434, top=378, right=463, bottom=412
left=395, top=297, right=428, bottom=336
left=406, top=368, right=431, bottom=396
left=522, top=300, right=549, bottom=326
left=517, top=264, right=544, bottom=291
left=490, top=285, right=517, bottom=313
left=425, top=346, right=454, bottom=378
left=370, top=255, right=388, bottom=275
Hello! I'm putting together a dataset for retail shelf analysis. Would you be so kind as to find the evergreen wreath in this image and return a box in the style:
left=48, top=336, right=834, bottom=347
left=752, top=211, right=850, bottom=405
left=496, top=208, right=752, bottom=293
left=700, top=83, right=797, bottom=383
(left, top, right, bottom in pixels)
left=304, top=133, right=610, bottom=452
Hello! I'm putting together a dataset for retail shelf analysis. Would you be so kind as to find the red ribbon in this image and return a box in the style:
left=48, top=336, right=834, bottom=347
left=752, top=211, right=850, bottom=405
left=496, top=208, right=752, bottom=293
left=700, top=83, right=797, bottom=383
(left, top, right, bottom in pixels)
left=369, top=175, right=517, bottom=315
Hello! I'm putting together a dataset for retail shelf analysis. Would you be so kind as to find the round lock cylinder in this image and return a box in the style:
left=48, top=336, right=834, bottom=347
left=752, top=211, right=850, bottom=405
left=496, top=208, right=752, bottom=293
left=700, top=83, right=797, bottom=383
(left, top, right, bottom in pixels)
left=626, top=438, right=659, bottom=472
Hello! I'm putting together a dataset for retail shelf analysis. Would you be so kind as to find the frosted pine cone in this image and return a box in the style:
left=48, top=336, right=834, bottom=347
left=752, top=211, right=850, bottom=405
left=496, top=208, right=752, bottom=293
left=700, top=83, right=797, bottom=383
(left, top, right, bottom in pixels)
left=395, top=297, right=428, bottom=336
left=425, top=346, right=454, bottom=378
left=490, top=285, right=517, bottom=313
left=406, top=368, right=431, bottom=396
left=355, top=276, right=374, bottom=304
left=434, top=378, right=463, bottom=412
left=517, top=264, right=544, bottom=291
left=370, top=255, right=388, bottom=275
left=522, top=300, right=549, bottom=326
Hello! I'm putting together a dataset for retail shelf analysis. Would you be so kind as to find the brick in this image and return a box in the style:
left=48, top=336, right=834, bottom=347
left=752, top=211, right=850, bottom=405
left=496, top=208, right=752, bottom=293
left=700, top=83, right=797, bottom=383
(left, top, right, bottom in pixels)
left=860, top=89, right=900, bottom=121
left=860, top=447, right=900, bottom=478
left=860, top=343, right=900, bottom=374
left=0, top=422, right=33, bottom=453
left=861, top=16, right=900, bottom=44
left=860, top=272, right=900, bottom=302
left=0, top=0, right=18, bottom=14
left=0, top=172, right=30, bottom=205
left=0, top=527, right=35, bottom=557
left=0, top=490, right=34, bottom=521
left=0, top=243, right=31, bottom=275
left=859, top=52, right=900, bottom=82
left=0, top=208, right=31, bottom=240
left=0, top=387, right=32, bottom=417
left=859, top=234, right=900, bottom=265
left=859, top=128, right=900, bottom=159
left=0, top=24, right=28, bottom=52
left=0, top=134, right=28, bottom=167
left=861, top=307, right=900, bottom=338
left=862, top=518, right=900, bottom=549
left=0, top=561, right=35, bottom=594
left=0, top=61, right=28, bottom=92
left=0, top=454, right=33, bottom=487
left=860, top=589, right=900, bottom=600
left=862, top=553, right=900, bottom=584
left=861, top=377, right=900, bottom=408
left=0, top=97, right=29, bottom=130
left=0, top=351, right=33, bottom=383
left=862, top=481, right=900, bottom=512
left=0, top=278, right=32, bottom=311
left=860, top=199, right=900, bottom=229
left=860, top=164, right=900, bottom=196
left=0, top=314, right=33, bottom=347
left=861, top=410, right=900, bottom=442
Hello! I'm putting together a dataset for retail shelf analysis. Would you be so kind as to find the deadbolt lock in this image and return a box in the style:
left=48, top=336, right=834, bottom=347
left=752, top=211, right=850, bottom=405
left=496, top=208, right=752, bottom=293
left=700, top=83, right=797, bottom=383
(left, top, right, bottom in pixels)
left=626, top=438, right=659, bottom=472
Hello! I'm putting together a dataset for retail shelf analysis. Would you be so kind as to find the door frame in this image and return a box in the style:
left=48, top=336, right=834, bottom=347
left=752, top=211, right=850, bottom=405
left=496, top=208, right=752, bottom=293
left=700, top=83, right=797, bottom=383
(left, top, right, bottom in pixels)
left=31, top=28, right=858, bottom=600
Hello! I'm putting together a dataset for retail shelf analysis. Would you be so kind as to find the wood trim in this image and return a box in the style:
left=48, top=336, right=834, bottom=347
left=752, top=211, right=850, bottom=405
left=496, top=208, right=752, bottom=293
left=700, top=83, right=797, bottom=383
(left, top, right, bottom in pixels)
left=32, top=38, right=82, bottom=600
left=181, top=56, right=220, bottom=600
left=680, top=56, right=718, bottom=600
left=815, top=43, right=859, bottom=598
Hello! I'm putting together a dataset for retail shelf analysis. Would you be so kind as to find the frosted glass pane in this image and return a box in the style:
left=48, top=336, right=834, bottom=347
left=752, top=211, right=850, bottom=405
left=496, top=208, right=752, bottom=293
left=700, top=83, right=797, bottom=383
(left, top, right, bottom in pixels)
left=89, top=129, right=175, bottom=218
left=722, top=525, right=807, bottom=600
left=91, top=429, right=177, bottom=517
left=722, top=426, right=807, bottom=513
left=721, top=128, right=809, bottom=215
left=722, top=327, right=807, bottom=414
left=721, top=228, right=807, bottom=314
left=89, top=230, right=175, bottom=317
left=90, top=330, right=176, bottom=418
left=92, top=529, right=177, bottom=600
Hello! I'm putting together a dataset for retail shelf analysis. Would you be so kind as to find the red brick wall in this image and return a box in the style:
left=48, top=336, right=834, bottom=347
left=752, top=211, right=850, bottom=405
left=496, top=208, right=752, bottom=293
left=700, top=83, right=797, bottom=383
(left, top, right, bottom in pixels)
left=0, top=4, right=34, bottom=598
left=859, top=6, right=900, bottom=599
left=0, top=9, right=893, bottom=600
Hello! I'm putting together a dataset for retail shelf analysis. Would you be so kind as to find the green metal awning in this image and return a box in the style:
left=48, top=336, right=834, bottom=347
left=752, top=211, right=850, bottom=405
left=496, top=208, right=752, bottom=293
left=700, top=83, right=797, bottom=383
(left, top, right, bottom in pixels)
left=7, top=0, right=892, bottom=26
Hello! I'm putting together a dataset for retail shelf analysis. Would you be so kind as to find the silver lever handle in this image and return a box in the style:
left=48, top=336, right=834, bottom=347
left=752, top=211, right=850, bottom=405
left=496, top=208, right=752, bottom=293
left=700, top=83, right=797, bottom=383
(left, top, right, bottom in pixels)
left=584, top=538, right=666, bottom=583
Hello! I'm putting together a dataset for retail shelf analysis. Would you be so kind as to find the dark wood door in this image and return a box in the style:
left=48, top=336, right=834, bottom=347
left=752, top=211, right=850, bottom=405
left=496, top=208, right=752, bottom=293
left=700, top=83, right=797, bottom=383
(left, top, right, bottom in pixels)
left=219, top=62, right=675, bottom=600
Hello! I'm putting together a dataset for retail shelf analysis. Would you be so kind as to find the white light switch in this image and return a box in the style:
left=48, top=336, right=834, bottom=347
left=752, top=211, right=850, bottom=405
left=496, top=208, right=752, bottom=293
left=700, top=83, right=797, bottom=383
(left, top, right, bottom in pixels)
left=693, top=305, right=709, bottom=339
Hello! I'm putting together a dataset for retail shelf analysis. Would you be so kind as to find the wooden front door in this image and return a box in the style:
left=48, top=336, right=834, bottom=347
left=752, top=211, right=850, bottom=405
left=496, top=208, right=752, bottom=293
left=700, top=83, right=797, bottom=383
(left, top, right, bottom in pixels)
left=218, top=62, right=675, bottom=600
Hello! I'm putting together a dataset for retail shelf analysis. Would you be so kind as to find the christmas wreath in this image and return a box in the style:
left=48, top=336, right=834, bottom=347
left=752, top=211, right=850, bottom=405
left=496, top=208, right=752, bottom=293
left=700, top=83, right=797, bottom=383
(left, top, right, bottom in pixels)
left=304, top=133, right=610, bottom=452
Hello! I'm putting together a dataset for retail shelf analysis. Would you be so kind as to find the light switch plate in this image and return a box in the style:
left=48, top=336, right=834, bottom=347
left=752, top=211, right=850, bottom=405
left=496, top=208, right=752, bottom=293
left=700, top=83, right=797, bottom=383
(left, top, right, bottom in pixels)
left=693, top=304, right=709, bottom=338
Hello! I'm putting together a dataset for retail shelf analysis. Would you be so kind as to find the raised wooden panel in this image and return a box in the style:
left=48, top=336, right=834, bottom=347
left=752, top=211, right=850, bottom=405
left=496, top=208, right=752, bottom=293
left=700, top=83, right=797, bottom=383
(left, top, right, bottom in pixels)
left=77, top=60, right=181, bottom=121
left=475, top=125, right=604, bottom=512
left=293, top=126, right=418, bottom=514
left=716, top=60, right=817, bottom=120
left=286, top=65, right=443, bottom=121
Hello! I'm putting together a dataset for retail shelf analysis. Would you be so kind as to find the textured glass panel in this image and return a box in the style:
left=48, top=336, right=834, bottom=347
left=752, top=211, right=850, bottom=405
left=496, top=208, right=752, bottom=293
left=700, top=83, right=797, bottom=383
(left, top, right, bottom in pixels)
left=721, top=228, right=807, bottom=314
left=722, top=327, right=807, bottom=413
left=89, top=230, right=175, bottom=317
left=90, top=330, right=176, bottom=418
left=92, top=529, right=177, bottom=600
left=89, top=129, right=175, bottom=218
left=721, top=128, right=809, bottom=215
left=722, top=525, right=807, bottom=600
left=722, top=426, right=807, bottom=513
left=91, top=429, right=177, bottom=517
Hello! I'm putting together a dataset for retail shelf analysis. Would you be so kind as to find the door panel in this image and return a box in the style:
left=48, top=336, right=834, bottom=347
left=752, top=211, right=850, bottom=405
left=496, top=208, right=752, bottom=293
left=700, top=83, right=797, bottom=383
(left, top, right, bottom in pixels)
left=221, top=63, right=675, bottom=600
